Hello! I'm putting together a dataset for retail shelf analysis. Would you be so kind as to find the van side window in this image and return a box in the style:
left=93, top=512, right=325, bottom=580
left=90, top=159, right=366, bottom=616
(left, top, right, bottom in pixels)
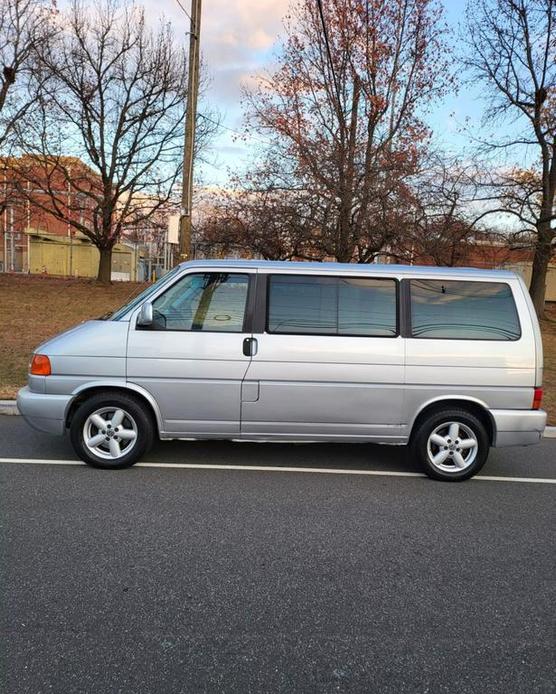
left=409, top=280, right=521, bottom=340
left=150, top=273, right=249, bottom=332
left=267, top=275, right=397, bottom=336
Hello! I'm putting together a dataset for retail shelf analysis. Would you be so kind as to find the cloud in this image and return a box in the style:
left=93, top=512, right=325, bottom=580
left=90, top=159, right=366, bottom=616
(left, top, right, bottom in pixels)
left=143, top=0, right=289, bottom=106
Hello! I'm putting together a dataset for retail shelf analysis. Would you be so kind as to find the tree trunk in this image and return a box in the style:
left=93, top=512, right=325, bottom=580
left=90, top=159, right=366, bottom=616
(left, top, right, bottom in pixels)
left=97, top=246, right=113, bottom=284
left=335, top=248, right=353, bottom=263
left=529, top=221, right=552, bottom=319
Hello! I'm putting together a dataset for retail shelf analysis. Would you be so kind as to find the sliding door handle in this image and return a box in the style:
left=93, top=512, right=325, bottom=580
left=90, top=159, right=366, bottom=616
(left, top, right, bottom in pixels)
left=242, top=337, right=258, bottom=357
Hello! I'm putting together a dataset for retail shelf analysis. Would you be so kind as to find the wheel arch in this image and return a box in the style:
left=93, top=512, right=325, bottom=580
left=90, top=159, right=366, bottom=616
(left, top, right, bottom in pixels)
left=409, top=396, right=495, bottom=446
left=64, top=381, right=162, bottom=435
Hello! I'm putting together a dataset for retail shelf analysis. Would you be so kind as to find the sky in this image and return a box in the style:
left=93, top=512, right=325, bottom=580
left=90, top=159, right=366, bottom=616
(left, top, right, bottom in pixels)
left=141, top=0, right=495, bottom=186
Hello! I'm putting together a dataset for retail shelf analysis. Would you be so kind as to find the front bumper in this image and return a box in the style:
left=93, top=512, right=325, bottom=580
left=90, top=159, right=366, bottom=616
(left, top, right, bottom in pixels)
left=491, top=409, right=547, bottom=447
left=16, top=386, right=72, bottom=435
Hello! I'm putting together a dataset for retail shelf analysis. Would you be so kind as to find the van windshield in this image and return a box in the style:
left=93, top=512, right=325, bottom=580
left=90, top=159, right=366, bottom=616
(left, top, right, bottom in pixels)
left=105, top=266, right=182, bottom=321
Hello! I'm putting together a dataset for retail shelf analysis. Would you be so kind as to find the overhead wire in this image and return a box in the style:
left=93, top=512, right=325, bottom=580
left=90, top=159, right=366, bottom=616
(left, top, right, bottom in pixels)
left=174, top=0, right=192, bottom=21
left=315, top=0, right=344, bottom=114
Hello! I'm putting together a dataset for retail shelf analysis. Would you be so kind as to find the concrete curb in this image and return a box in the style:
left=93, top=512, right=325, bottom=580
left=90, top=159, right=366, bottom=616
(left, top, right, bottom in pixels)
left=1, top=398, right=555, bottom=438
left=0, top=400, right=19, bottom=416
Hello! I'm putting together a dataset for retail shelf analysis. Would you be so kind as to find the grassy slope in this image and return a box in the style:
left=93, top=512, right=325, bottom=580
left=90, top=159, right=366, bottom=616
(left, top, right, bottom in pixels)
left=0, top=275, right=147, bottom=399
left=541, top=303, right=556, bottom=425
left=1, top=274, right=555, bottom=424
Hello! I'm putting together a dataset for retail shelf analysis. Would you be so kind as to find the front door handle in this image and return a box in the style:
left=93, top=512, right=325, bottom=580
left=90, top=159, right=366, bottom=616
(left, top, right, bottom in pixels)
left=242, top=337, right=258, bottom=357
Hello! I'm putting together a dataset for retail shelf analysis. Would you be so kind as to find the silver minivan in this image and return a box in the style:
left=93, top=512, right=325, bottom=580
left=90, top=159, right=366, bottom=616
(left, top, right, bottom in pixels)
left=17, top=260, right=547, bottom=480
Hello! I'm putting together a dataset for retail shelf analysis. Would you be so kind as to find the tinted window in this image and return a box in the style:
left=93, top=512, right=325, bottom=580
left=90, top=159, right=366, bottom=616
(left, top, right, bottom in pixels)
left=151, top=273, right=249, bottom=332
left=268, top=276, right=336, bottom=334
left=267, top=275, right=397, bottom=336
left=338, top=277, right=397, bottom=336
left=410, top=280, right=520, bottom=340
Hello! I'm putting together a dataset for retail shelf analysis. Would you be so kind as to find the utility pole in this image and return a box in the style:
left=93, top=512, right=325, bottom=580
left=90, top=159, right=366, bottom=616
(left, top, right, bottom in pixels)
left=178, top=0, right=202, bottom=263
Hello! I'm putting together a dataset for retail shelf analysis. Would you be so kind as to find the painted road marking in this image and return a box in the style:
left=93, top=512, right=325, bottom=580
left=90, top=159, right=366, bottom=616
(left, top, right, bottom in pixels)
left=0, top=457, right=555, bottom=484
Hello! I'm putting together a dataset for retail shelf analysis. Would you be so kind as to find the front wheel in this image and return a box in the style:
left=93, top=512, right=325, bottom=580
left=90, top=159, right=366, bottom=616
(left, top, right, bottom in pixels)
left=70, top=391, right=154, bottom=469
left=410, top=408, right=490, bottom=481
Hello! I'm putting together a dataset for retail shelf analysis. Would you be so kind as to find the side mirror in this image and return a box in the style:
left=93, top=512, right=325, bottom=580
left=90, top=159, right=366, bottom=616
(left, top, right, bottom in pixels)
left=137, top=302, right=153, bottom=327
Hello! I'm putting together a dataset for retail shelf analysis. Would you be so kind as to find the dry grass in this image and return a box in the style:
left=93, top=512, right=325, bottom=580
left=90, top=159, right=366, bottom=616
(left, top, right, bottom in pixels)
left=0, top=274, right=147, bottom=399
left=0, top=274, right=555, bottom=424
left=541, top=302, right=556, bottom=425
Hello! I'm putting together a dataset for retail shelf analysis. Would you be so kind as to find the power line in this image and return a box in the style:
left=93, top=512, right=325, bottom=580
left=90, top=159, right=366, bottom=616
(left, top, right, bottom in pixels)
left=174, top=0, right=191, bottom=22
left=315, top=0, right=343, bottom=115
left=199, top=113, right=274, bottom=146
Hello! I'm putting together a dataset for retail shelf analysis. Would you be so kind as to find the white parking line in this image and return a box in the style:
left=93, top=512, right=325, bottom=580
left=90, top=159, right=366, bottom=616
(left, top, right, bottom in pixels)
left=0, top=458, right=83, bottom=466
left=0, top=457, right=555, bottom=483
left=472, top=474, right=556, bottom=484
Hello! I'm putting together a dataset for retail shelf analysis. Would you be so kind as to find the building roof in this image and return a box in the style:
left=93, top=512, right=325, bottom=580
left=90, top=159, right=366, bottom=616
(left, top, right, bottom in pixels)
left=180, top=259, right=519, bottom=280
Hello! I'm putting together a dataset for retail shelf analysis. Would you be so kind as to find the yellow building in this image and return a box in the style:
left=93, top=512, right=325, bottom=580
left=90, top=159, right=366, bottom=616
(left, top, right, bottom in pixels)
left=26, top=231, right=142, bottom=281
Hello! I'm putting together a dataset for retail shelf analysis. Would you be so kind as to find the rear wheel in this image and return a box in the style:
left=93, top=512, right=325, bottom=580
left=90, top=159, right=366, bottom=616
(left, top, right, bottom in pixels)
left=410, top=408, right=489, bottom=481
left=70, top=391, right=154, bottom=469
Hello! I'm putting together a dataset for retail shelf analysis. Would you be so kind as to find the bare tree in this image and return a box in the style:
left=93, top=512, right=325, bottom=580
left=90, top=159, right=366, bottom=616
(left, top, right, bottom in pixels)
left=0, top=0, right=55, bottom=219
left=12, top=0, right=217, bottom=283
left=0, top=0, right=55, bottom=150
left=465, top=0, right=556, bottom=316
left=405, top=155, right=497, bottom=266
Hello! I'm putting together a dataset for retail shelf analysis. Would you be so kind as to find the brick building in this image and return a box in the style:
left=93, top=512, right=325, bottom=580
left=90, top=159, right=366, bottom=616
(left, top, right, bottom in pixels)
left=0, top=157, right=174, bottom=280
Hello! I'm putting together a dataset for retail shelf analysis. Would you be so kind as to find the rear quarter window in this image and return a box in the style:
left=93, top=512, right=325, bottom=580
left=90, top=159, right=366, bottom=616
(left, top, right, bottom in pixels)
left=409, top=279, right=521, bottom=341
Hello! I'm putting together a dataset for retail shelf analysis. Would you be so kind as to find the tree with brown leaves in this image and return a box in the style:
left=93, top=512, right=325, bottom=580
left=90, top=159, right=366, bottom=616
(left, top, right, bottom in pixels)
left=230, top=0, right=452, bottom=263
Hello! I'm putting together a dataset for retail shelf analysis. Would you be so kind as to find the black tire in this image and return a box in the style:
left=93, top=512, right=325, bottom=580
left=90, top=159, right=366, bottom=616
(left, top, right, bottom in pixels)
left=70, top=391, right=154, bottom=469
left=410, top=408, right=490, bottom=481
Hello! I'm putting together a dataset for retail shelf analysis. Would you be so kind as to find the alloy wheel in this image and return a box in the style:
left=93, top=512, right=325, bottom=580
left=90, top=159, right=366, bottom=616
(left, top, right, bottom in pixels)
left=83, top=407, right=138, bottom=460
left=426, top=421, right=478, bottom=473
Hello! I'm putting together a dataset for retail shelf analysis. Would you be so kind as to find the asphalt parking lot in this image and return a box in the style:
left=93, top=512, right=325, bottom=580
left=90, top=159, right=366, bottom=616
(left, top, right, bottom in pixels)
left=1, top=414, right=555, bottom=693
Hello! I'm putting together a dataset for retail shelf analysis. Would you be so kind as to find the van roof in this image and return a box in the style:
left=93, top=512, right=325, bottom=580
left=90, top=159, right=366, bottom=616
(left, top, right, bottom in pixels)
left=180, top=259, right=519, bottom=281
